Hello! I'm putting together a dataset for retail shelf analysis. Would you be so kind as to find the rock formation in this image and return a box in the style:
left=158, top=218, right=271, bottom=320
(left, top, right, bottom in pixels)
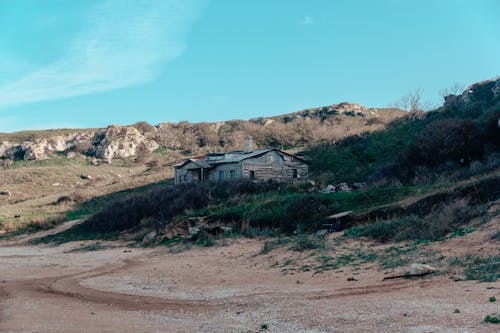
left=92, top=125, right=159, bottom=161
left=0, top=102, right=405, bottom=161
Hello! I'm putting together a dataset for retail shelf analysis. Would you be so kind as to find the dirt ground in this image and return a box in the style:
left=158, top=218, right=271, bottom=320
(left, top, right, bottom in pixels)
left=1, top=220, right=499, bottom=333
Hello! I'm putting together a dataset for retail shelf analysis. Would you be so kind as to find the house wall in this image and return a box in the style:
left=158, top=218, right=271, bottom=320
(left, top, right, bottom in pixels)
left=242, top=151, right=308, bottom=181
left=207, top=163, right=243, bottom=181
left=175, top=161, right=203, bottom=184
left=174, top=150, right=308, bottom=184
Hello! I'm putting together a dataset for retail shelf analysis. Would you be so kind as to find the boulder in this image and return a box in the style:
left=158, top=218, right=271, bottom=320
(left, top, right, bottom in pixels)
left=410, top=263, right=436, bottom=275
left=337, top=183, right=351, bottom=192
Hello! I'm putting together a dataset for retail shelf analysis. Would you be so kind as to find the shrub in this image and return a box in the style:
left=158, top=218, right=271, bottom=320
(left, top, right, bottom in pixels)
left=484, top=314, right=500, bottom=324
left=290, top=236, right=322, bottom=251
left=345, top=197, right=482, bottom=242
left=407, top=119, right=482, bottom=167
left=80, top=180, right=281, bottom=233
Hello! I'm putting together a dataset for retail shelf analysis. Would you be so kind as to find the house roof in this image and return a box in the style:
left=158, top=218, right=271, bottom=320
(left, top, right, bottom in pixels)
left=174, top=148, right=307, bottom=169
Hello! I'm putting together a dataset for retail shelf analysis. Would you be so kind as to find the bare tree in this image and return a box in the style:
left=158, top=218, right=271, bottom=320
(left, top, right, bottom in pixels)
left=390, top=88, right=433, bottom=112
left=439, top=83, right=464, bottom=98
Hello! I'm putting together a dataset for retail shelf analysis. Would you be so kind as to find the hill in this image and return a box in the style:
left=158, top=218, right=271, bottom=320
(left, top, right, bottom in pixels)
left=0, top=103, right=404, bottom=162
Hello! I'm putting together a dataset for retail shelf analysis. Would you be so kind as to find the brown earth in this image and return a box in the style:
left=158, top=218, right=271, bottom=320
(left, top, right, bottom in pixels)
left=1, top=215, right=498, bottom=333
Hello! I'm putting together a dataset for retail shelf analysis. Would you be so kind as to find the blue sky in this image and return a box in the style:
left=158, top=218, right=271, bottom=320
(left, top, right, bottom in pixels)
left=0, top=0, right=499, bottom=132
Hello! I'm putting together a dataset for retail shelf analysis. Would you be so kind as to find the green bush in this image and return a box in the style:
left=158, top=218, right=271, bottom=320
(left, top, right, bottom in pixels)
left=484, top=314, right=500, bottom=324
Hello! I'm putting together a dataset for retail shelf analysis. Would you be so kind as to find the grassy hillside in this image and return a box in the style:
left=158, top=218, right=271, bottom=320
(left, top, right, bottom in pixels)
left=306, top=80, right=500, bottom=185
left=7, top=79, right=500, bottom=255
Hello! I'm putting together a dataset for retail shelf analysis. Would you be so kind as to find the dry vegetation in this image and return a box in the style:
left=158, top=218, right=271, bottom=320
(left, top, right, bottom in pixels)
left=0, top=152, right=179, bottom=235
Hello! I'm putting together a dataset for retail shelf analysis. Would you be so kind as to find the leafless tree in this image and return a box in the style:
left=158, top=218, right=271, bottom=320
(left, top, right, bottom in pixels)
left=439, top=83, right=464, bottom=98
left=390, top=88, right=434, bottom=112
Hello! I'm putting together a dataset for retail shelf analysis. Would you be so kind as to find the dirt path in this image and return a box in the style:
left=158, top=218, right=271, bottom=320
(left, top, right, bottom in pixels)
left=0, top=233, right=499, bottom=332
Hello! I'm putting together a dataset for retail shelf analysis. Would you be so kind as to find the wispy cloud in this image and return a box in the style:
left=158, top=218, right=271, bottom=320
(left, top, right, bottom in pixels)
left=0, top=0, right=206, bottom=109
left=300, top=16, right=314, bottom=25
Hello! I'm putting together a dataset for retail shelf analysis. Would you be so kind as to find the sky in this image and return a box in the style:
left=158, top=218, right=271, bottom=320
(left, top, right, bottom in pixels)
left=0, top=0, right=499, bottom=132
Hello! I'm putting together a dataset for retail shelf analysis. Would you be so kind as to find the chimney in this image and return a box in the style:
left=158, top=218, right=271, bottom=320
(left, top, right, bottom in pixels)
left=244, top=136, right=253, bottom=153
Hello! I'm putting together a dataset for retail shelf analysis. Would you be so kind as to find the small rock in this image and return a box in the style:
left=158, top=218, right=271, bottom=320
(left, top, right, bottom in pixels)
left=81, top=174, right=93, bottom=180
left=337, top=183, right=351, bottom=192
left=90, top=159, right=99, bottom=166
left=52, top=182, right=61, bottom=187
left=66, top=151, right=76, bottom=159
left=0, top=191, right=11, bottom=196
left=347, top=277, right=358, bottom=281
left=410, top=263, right=436, bottom=275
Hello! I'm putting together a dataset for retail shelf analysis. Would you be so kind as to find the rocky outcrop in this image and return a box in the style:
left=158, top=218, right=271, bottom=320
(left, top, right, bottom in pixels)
left=21, top=132, right=96, bottom=160
left=92, top=125, right=159, bottom=161
left=0, top=102, right=405, bottom=161
left=0, top=141, right=14, bottom=157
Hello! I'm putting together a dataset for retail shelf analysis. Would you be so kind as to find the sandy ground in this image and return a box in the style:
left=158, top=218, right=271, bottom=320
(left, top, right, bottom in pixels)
left=1, top=221, right=499, bottom=333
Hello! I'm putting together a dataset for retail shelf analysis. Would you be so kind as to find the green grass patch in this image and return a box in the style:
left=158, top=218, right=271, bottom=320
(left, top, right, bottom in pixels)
left=449, top=254, right=500, bottom=282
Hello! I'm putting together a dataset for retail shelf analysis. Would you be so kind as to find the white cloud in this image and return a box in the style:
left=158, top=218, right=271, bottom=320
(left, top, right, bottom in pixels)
left=0, top=0, right=206, bottom=109
left=300, top=16, right=314, bottom=25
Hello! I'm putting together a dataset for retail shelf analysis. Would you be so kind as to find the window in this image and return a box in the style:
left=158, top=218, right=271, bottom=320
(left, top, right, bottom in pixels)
left=219, top=170, right=225, bottom=180
left=249, top=170, right=255, bottom=180
left=293, top=169, right=298, bottom=179
left=183, top=174, right=188, bottom=181
left=230, top=170, right=236, bottom=179
left=268, top=154, right=274, bottom=163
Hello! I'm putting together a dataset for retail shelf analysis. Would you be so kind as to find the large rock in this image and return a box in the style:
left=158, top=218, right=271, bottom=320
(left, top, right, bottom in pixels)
left=19, top=132, right=95, bottom=161
left=92, top=125, right=159, bottom=161
left=410, top=263, right=436, bottom=275
left=0, top=141, right=22, bottom=159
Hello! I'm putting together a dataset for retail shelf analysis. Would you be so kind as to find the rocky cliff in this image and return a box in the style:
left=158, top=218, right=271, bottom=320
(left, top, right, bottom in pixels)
left=0, top=102, right=406, bottom=161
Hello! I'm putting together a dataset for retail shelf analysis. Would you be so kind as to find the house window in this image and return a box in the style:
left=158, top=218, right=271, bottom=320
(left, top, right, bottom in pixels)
left=183, top=174, right=188, bottom=182
left=230, top=170, right=236, bottom=179
left=268, top=154, right=274, bottom=163
left=249, top=170, right=255, bottom=180
left=219, top=170, right=225, bottom=180
left=293, top=169, right=298, bottom=179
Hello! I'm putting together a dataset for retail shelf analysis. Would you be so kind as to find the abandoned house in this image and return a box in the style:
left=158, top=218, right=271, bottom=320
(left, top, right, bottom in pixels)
left=174, top=137, right=308, bottom=184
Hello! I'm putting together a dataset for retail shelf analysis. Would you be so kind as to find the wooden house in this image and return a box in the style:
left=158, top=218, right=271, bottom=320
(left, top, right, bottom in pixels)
left=174, top=137, right=308, bottom=184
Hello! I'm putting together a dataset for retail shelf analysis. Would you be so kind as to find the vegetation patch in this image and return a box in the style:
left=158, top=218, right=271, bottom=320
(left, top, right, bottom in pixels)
left=484, top=314, right=500, bottom=324
left=68, top=242, right=113, bottom=252
left=449, top=254, right=500, bottom=282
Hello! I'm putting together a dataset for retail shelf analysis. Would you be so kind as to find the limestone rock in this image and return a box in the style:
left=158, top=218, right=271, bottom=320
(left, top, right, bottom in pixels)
left=0, top=141, right=22, bottom=159
left=92, top=125, right=159, bottom=161
left=410, top=263, right=436, bottom=275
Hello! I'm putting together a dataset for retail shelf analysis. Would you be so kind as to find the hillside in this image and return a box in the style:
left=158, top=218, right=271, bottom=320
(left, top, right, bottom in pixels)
left=0, top=103, right=404, bottom=162
left=0, top=102, right=404, bottom=235
left=1, top=78, right=499, bottom=333
left=25, top=78, right=500, bottom=244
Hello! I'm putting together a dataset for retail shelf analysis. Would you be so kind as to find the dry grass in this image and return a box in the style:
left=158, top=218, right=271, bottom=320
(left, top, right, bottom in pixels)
left=0, top=154, right=175, bottom=234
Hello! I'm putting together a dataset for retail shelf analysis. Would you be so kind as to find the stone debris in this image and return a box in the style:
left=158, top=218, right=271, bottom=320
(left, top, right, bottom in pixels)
left=320, top=182, right=365, bottom=193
